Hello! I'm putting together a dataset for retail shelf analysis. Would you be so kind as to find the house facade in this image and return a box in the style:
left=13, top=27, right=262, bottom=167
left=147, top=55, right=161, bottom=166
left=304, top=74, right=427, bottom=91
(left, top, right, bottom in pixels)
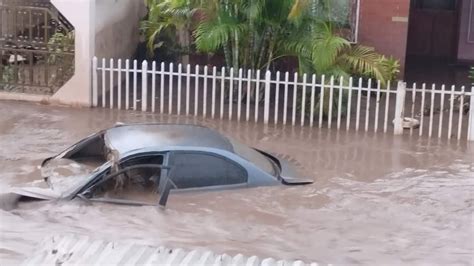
left=1, top=0, right=472, bottom=105
left=358, top=0, right=474, bottom=82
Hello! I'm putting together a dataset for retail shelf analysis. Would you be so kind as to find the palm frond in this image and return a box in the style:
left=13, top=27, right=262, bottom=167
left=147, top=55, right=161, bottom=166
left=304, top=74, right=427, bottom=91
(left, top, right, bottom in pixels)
left=310, top=22, right=349, bottom=72
left=288, top=0, right=310, bottom=21
left=242, top=0, right=264, bottom=21
left=193, top=18, right=245, bottom=52
left=338, top=45, right=389, bottom=85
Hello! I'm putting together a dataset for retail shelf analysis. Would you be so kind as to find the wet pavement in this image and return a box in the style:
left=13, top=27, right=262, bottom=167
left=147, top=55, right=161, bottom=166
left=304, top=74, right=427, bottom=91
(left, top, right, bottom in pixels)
left=0, top=100, right=473, bottom=265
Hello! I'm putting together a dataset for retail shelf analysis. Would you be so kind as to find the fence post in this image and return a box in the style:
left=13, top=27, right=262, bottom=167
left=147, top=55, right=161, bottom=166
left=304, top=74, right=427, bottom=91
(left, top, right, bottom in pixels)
left=141, top=60, right=148, bottom=112
left=394, top=81, right=406, bottom=135
left=263, top=71, right=271, bottom=124
left=468, top=91, right=474, bottom=141
left=91, top=57, right=98, bottom=107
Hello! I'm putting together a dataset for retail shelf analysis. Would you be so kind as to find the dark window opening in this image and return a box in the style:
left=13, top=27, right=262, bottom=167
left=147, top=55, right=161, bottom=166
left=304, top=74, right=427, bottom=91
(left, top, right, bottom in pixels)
left=413, top=0, right=457, bottom=10
left=169, top=152, right=247, bottom=189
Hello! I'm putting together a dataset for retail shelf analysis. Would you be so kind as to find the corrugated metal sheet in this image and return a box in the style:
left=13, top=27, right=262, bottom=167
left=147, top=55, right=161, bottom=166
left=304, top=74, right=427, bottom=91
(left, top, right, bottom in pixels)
left=23, top=235, right=319, bottom=266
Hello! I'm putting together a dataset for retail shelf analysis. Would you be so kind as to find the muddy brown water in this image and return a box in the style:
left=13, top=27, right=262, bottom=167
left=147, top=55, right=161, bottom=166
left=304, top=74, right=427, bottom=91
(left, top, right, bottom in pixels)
left=0, top=100, right=473, bottom=265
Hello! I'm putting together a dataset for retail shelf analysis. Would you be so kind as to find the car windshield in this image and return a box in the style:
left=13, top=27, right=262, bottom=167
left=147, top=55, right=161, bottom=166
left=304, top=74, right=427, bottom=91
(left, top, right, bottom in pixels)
left=228, top=138, right=277, bottom=176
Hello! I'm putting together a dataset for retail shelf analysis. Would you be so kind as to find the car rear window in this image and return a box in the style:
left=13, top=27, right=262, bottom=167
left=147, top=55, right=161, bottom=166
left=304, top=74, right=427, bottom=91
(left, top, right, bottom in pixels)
left=228, top=138, right=276, bottom=176
left=169, top=152, right=248, bottom=188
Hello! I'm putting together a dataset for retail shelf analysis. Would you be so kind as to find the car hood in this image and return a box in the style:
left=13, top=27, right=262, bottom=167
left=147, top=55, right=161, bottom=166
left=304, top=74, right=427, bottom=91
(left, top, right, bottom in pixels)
left=41, top=158, right=96, bottom=192
left=9, top=158, right=97, bottom=201
left=279, top=158, right=313, bottom=184
left=261, top=152, right=313, bottom=184
left=10, top=186, right=61, bottom=200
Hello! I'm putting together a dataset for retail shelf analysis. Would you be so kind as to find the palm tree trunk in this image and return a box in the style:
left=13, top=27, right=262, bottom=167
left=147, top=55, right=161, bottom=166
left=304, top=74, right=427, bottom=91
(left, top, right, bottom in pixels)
left=265, top=34, right=276, bottom=72
left=256, top=30, right=269, bottom=70
left=232, top=30, right=239, bottom=70
left=223, top=44, right=232, bottom=69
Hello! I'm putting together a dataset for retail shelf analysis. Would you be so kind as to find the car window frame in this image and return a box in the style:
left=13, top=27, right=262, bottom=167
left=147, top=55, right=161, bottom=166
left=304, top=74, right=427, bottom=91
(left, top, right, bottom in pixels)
left=77, top=152, right=169, bottom=206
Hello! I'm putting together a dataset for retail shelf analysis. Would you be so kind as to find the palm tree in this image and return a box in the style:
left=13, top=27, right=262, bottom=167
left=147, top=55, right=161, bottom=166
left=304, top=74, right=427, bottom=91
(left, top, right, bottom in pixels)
left=141, top=0, right=315, bottom=71
left=140, top=0, right=193, bottom=57
left=292, top=22, right=400, bottom=118
left=141, top=0, right=400, bottom=109
left=142, top=0, right=399, bottom=80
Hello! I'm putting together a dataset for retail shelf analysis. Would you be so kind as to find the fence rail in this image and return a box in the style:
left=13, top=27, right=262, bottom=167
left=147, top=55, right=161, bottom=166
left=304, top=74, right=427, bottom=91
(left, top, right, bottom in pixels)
left=92, top=57, right=474, bottom=141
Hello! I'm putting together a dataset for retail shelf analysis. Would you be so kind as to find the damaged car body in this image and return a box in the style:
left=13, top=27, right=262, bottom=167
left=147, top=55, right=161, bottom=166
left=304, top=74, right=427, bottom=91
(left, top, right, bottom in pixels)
left=10, top=124, right=312, bottom=207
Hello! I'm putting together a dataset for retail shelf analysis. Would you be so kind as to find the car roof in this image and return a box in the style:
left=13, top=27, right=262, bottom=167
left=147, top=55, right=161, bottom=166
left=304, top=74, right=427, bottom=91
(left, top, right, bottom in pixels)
left=104, top=124, right=235, bottom=155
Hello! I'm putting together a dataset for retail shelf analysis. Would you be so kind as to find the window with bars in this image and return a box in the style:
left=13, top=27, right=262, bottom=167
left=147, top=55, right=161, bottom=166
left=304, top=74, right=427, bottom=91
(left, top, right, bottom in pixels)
left=311, top=0, right=360, bottom=42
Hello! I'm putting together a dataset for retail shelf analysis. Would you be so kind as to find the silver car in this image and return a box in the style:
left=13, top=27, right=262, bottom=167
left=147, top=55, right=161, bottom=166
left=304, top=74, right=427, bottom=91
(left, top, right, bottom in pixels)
left=10, top=124, right=312, bottom=207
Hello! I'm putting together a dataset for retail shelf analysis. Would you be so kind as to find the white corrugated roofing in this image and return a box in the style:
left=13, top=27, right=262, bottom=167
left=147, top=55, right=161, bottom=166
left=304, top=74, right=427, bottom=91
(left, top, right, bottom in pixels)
left=23, top=235, right=319, bottom=266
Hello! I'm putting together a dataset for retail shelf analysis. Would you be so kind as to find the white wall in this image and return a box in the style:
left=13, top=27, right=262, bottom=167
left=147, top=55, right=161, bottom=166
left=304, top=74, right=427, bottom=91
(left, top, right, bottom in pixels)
left=51, top=0, right=95, bottom=106
left=48, top=0, right=145, bottom=106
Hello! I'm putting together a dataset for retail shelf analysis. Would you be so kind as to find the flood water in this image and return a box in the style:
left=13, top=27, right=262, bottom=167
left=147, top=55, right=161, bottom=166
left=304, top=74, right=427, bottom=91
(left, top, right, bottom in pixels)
left=0, top=100, right=473, bottom=265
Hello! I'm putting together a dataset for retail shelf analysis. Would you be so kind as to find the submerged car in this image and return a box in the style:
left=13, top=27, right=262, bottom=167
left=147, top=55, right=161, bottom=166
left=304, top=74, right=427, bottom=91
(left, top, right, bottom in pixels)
left=10, top=123, right=312, bottom=207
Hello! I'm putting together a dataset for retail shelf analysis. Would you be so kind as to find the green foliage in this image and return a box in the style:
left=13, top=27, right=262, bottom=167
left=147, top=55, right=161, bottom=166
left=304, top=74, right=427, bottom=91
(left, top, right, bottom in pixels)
left=47, top=31, right=74, bottom=64
left=470, top=66, right=474, bottom=83
left=140, top=0, right=192, bottom=58
left=142, top=1, right=399, bottom=81
left=296, top=23, right=400, bottom=118
left=304, top=22, right=399, bottom=86
left=142, top=0, right=318, bottom=71
left=47, top=31, right=75, bottom=87
left=141, top=0, right=400, bottom=117
left=1, top=65, right=14, bottom=84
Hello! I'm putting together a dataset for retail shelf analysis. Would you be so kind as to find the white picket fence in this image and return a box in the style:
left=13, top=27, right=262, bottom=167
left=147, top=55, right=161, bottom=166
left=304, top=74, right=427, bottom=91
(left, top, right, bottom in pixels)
left=91, top=57, right=474, bottom=141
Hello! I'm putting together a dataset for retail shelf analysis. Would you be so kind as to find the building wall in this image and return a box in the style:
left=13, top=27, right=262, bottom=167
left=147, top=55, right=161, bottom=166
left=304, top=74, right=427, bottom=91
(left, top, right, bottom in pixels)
left=50, top=0, right=95, bottom=106
left=95, top=0, right=146, bottom=60
left=457, top=0, right=474, bottom=63
left=48, top=0, right=145, bottom=106
left=358, top=0, right=411, bottom=76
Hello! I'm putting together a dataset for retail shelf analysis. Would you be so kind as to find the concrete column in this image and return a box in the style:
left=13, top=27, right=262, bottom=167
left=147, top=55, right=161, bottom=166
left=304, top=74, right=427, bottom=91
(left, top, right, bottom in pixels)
left=51, top=0, right=96, bottom=106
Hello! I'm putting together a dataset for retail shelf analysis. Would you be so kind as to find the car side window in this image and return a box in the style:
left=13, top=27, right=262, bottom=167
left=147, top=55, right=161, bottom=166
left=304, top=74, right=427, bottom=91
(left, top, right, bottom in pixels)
left=85, top=155, right=165, bottom=205
left=168, top=152, right=247, bottom=189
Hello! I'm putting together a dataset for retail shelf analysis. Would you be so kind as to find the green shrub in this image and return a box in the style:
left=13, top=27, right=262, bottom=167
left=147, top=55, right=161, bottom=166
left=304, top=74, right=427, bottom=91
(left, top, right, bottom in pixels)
left=1, top=65, right=14, bottom=84
left=470, top=66, right=474, bottom=84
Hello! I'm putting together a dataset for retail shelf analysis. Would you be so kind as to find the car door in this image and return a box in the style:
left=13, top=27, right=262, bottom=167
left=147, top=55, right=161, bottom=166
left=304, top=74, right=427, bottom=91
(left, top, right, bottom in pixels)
left=78, top=153, right=168, bottom=206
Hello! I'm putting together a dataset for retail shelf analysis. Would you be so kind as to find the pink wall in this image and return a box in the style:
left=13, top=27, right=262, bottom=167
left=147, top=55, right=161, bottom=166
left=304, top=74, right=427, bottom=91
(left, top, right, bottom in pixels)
left=457, top=0, right=474, bottom=62
left=358, top=0, right=411, bottom=76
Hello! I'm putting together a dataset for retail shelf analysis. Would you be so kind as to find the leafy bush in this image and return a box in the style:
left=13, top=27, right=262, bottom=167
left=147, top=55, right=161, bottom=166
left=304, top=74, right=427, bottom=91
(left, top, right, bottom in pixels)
left=470, top=66, right=474, bottom=84
left=1, top=65, right=14, bottom=84
left=47, top=31, right=74, bottom=64
left=142, top=0, right=400, bottom=118
left=47, top=31, right=75, bottom=87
